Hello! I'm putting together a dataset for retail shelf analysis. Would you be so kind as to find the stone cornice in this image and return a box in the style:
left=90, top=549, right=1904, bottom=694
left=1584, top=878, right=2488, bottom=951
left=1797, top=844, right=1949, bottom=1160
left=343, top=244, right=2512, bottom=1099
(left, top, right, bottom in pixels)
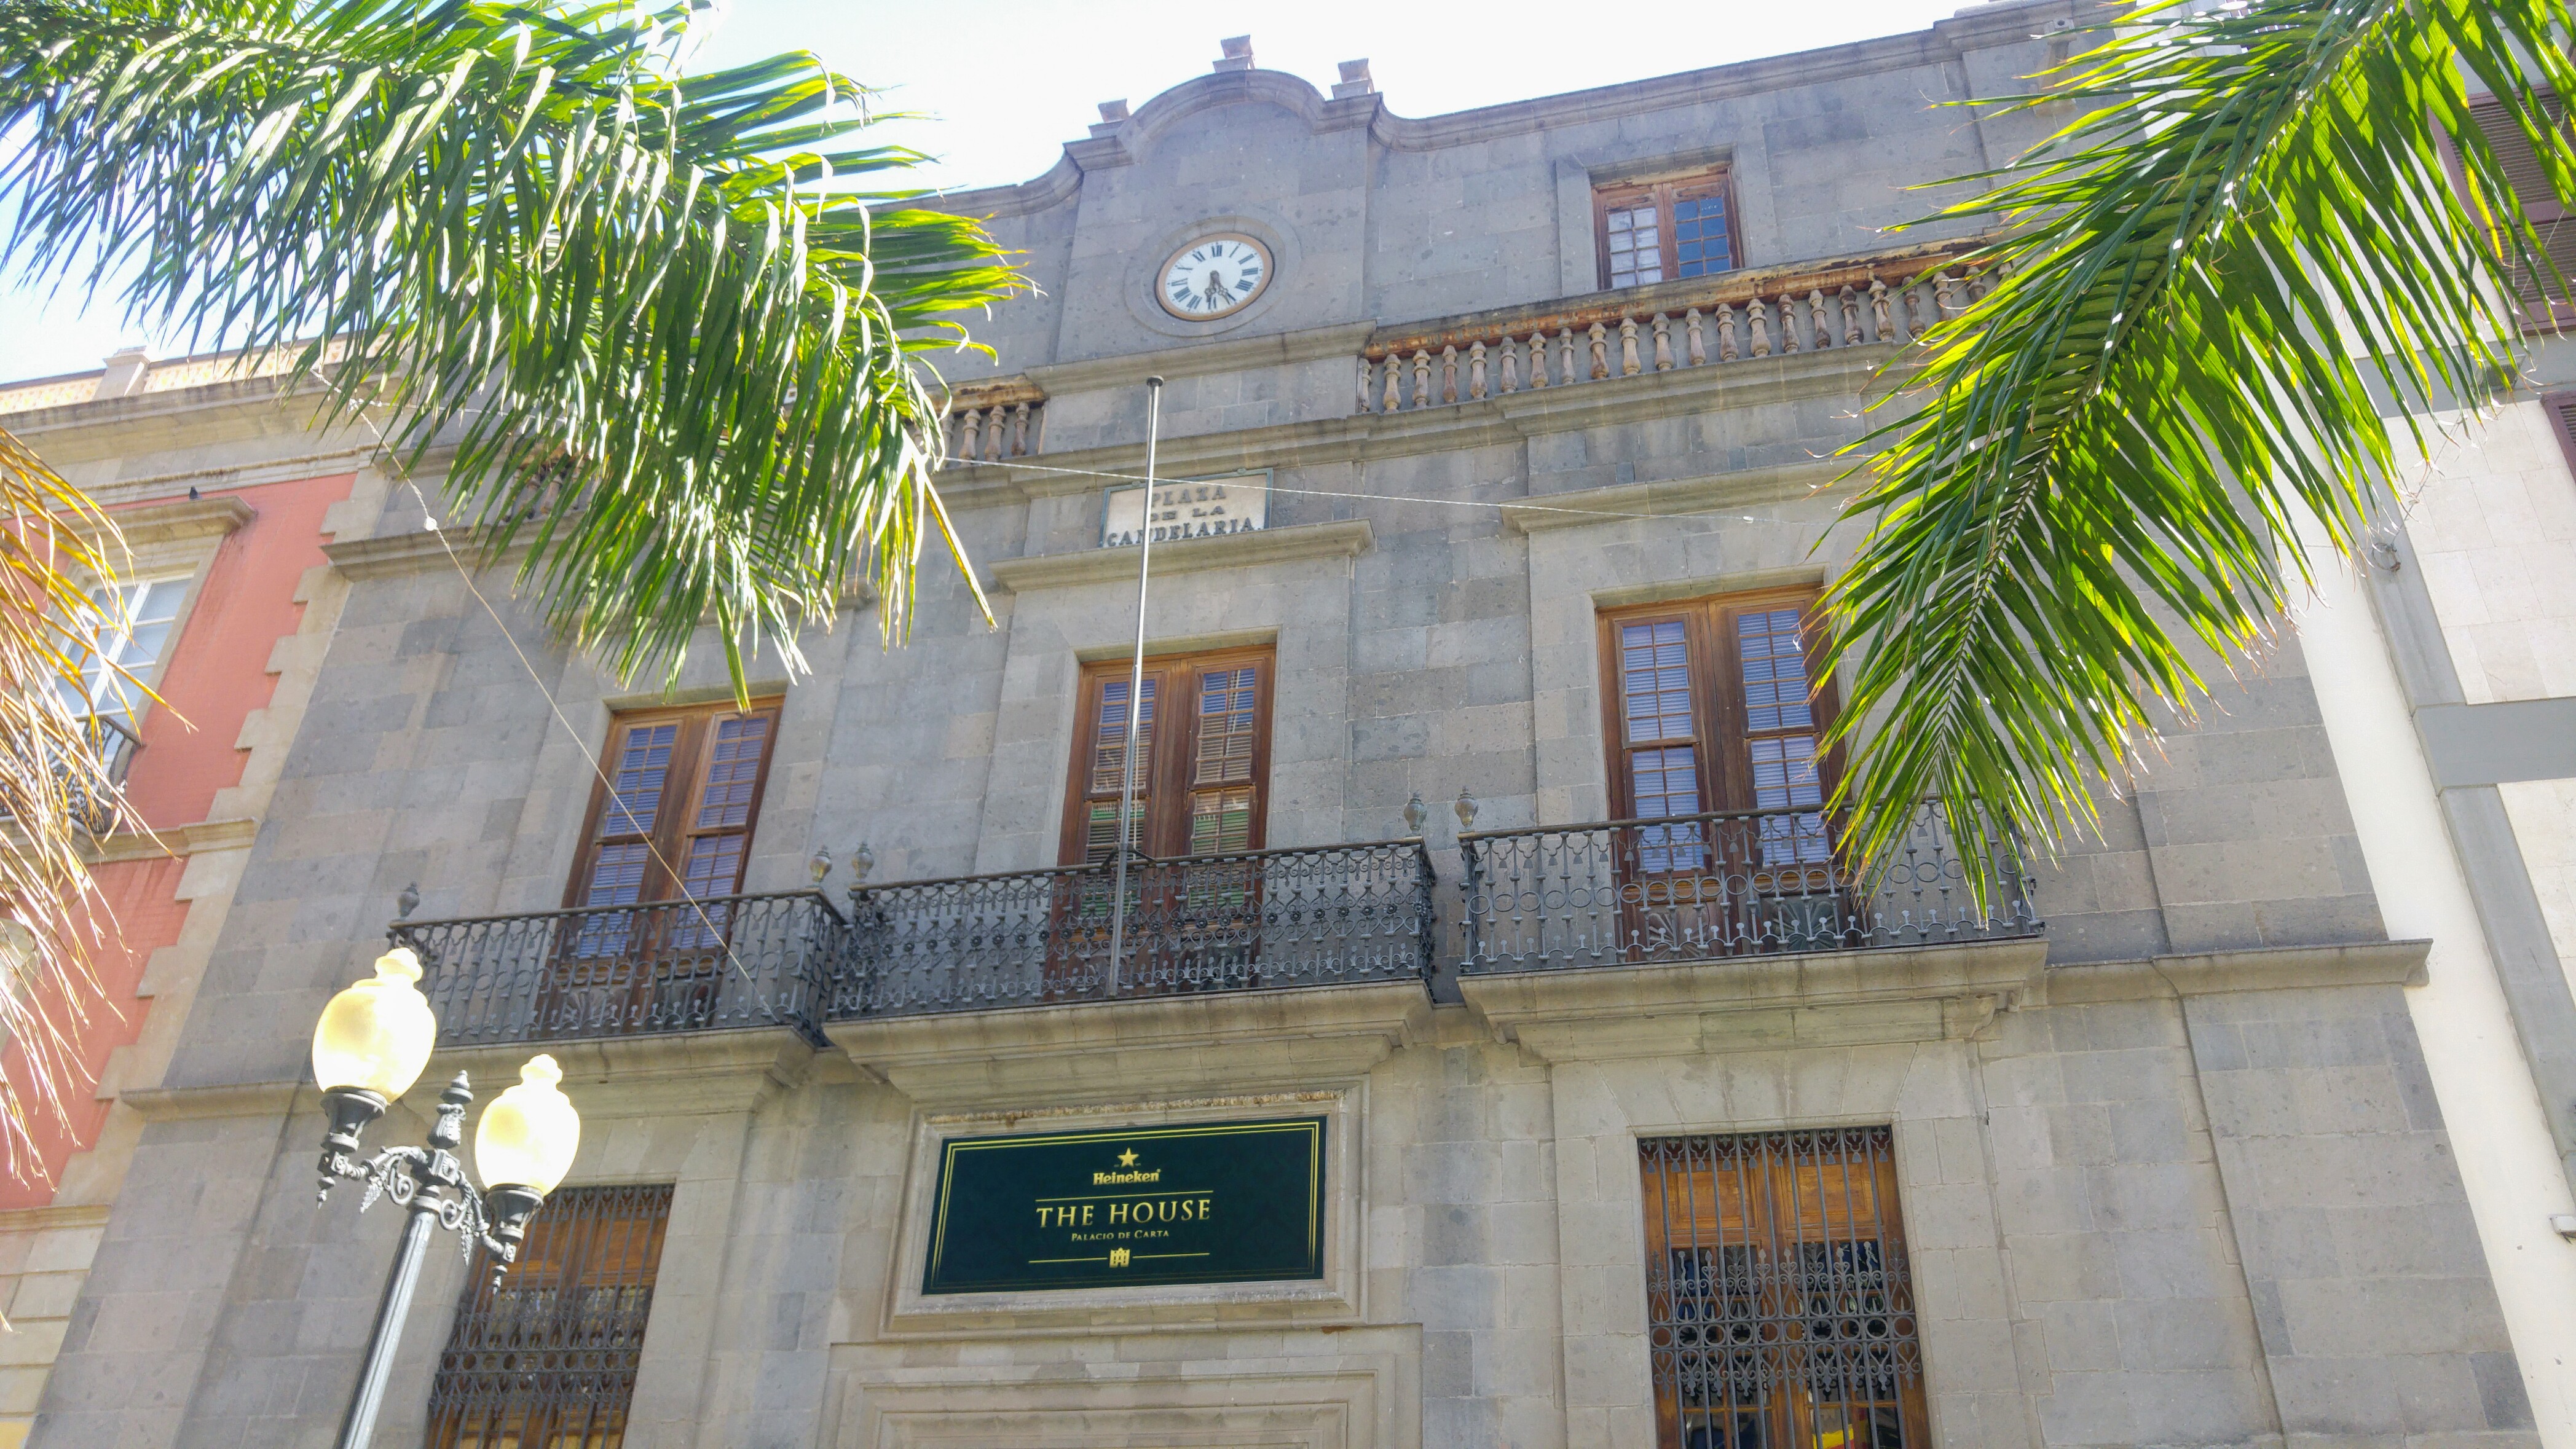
left=1458, top=939, right=2049, bottom=1063
left=0, top=1203, right=112, bottom=1233
left=2041, top=939, right=2432, bottom=1005
left=939, top=345, right=1888, bottom=512
left=416, top=1028, right=817, bottom=1121
left=120, top=1079, right=301, bottom=1121
left=1502, top=458, right=1851, bottom=533
left=985, top=519, right=1373, bottom=593
left=323, top=524, right=510, bottom=580
left=72, top=446, right=381, bottom=511
left=826, top=979, right=1433, bottom=1109
left=82, top=815, right=259, bottom=866
left=5, top=371, right=341, bottom=439
left=64, top=496, right=254, bottom=550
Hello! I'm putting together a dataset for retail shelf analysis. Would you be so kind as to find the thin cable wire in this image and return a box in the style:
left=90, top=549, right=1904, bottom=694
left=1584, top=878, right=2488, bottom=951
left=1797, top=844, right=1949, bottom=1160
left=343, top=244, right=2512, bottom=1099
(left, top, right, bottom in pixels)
left=1105, top=377, right=1165, bottom=989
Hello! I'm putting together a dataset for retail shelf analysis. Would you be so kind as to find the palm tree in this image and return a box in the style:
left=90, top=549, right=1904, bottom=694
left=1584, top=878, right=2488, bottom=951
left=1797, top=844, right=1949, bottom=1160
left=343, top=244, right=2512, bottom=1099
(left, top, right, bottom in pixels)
left=0, top=0, right=1018, bottom=1182
left=1826, top=0, right=2576, bottom=883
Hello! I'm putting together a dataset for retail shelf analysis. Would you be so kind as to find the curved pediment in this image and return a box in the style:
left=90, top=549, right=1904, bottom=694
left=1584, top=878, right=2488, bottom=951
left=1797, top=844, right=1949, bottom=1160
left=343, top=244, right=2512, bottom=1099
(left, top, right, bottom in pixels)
left=1113, top=68, right=1334, bottom=157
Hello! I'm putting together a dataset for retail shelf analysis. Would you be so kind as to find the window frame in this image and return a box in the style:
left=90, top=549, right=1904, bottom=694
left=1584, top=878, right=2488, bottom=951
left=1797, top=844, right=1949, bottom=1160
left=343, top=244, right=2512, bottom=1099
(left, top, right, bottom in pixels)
left=1057, top=646, right=1276, bottom=866
left=565, top=700, right=783, bottom=909
left=1593, top=587, right=1844, bottom=828
left=63, top=575, right=193, bottom=722
left=1594, top=169, right=1742, bottom=291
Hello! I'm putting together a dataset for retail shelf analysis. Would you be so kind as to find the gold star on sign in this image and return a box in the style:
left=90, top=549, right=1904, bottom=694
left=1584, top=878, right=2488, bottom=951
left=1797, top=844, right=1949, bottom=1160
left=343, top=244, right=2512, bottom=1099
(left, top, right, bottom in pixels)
left=1117, top=1149, right=1139, bottom=1168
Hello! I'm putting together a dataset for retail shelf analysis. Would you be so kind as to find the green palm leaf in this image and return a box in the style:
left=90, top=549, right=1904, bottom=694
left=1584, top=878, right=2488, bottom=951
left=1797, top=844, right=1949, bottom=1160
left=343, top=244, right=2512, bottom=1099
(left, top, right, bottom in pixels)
left=0, top=0, right=1024, bottom=694
left=1827, top=0, right=2576, bottom=889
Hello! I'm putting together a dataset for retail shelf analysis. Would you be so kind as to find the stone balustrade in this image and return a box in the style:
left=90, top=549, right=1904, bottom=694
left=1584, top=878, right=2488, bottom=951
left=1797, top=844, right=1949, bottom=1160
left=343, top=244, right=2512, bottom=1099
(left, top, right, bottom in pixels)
left=943, top=379, right=1047, bottom=465
left=1355, top=239, right=1999, bottom=414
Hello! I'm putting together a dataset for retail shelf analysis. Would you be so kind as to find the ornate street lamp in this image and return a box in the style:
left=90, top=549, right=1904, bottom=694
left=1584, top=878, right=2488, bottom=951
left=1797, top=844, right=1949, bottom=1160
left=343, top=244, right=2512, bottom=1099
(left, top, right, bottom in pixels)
left=311, top=946, right=582, bottom=1449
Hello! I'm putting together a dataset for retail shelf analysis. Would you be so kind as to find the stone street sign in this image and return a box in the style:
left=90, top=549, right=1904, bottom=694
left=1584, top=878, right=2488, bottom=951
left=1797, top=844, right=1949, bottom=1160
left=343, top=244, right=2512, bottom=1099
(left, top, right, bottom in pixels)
left=1101, top=471, right=1270, bottom=548
left=921, top=1117, right=1325, bottom=1294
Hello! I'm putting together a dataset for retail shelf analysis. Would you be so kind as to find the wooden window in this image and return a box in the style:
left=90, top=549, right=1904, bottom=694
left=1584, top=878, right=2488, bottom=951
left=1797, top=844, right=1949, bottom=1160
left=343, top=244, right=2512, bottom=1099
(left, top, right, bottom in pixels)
left=2455, top=93, right=2576, bottom=322
left=1641, top=1128, right=1926, bottom=1449
left=1059, top=648, right=1273, bottom=865
left=1597, top=589, right=1839, bottom=839
left=1596, top=171, right=1739, bottom=290
left=569, top=702, right=781, bottom=909
left=427, top=1182, right=673, bottom=1449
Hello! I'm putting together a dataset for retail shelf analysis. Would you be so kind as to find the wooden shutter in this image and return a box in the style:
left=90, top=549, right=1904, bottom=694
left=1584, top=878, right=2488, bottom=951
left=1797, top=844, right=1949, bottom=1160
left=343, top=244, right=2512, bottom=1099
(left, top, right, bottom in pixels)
left=569, top=703, right=780, bottom=907
left=2468, top=93, right=2572, bottom=222
left=1599, top=589, right=1839, bottom=828
left=2544, top=390, right=2576, bottom=481
left=1060, top=650, right=1272, bottom=865
left=2464, top=93, right=2576, bottom=314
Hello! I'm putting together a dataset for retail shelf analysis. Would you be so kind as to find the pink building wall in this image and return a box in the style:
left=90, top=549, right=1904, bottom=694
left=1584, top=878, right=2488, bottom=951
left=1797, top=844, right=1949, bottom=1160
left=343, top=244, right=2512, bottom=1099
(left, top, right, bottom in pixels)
left=0, top=471, right=353, bottom=1208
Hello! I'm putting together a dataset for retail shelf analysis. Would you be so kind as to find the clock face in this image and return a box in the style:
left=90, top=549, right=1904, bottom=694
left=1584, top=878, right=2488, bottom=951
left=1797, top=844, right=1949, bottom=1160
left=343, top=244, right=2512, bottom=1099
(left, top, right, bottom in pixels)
left=1157, top=234, right=1272, bottom=320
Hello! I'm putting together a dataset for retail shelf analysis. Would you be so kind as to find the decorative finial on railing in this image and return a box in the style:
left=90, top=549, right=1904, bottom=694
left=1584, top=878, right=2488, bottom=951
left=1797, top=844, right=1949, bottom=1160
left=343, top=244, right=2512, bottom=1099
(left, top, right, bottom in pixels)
left=1402, top=793, right=1428, bottom=836
left=1454, top=788, right=1478, bottom=831
left=396, top=882, right=420, bottom=920
left=850, top=842, right=875, bottom=884
left=808, top=846, right=833, bottom=885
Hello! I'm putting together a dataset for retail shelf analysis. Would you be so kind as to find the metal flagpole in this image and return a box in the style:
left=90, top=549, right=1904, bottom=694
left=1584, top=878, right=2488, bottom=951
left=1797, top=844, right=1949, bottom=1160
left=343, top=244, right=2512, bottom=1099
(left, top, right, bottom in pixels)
left=1106, top=376, right=1166, bottom=993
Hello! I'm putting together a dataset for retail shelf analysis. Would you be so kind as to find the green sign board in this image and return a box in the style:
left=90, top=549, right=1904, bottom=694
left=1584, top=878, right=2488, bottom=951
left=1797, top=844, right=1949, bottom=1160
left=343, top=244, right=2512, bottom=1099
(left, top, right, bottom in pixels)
left=921, top=1117, right=1326, bottom=1294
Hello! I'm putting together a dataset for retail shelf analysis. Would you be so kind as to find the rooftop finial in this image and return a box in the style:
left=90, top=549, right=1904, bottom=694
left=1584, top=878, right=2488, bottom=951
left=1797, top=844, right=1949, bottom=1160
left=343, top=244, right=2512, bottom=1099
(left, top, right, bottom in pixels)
left=1333, top=59, right=1375, bottom=100
left=1215, top=35, right=1254, bottom=73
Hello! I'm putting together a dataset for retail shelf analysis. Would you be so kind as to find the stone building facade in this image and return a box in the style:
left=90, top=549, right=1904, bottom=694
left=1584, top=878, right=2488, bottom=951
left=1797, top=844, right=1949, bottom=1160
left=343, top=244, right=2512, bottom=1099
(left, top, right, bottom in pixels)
left=20, top=3, right=2576, bottom=1445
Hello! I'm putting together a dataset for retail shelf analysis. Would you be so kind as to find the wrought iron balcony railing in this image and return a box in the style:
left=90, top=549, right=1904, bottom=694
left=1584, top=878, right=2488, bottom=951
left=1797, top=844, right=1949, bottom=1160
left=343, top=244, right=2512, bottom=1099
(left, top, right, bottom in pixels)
left=30, top=712, right=146, bottom=838
left=377, top=812, right=2038, bottom=1048
left=1459, top=801, right=2039, bottom=974
left=390, top=892, right=845, bottom=1048
left=835, top=839, right=1438, bottom=1018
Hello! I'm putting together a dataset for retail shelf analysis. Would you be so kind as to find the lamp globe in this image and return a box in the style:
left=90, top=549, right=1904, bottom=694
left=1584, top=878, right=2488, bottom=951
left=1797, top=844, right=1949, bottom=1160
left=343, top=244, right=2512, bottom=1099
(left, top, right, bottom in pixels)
left=474, top=1054, right=581, bottom=1195
left=310, top=947, right=438, bottom=1098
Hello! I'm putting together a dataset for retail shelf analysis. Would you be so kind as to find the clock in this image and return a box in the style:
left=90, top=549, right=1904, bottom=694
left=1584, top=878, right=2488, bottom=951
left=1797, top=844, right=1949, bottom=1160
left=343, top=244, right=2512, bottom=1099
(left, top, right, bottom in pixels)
left=1157, top=233, right=1272, bottom=320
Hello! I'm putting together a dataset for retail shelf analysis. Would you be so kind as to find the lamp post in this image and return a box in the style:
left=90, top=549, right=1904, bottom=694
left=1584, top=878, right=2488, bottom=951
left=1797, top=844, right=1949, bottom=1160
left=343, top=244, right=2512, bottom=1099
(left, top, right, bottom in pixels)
left=310, top=946, right=582, bottom=1449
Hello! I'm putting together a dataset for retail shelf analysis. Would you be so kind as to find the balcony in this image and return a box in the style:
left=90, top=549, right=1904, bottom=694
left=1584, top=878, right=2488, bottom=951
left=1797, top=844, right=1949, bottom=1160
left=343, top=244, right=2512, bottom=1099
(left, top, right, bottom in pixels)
left=390, top=892, right=845, bottom=1048
left=837, top=839, right=1437, bottom=1018
left=1352, top=236, right=1996, bottom=414
left=382, top=811, right=2039, bottom=1050
left=1459, top=801, right=2040, bottom=973
left=387, top=841, right=1437, bottom=1047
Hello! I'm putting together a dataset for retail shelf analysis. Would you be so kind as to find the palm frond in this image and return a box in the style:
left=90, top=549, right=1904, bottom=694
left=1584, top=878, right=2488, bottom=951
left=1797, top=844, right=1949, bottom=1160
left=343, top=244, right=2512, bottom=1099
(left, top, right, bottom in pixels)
left=1826, top=0, right=2576, bottom=885
left=0, top=0, right=1025, bottom=696
left=0, top=425, right=140, bottom=1188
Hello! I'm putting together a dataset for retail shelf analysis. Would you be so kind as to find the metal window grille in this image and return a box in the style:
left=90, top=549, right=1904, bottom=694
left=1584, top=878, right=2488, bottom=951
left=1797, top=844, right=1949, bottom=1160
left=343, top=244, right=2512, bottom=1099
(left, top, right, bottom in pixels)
left=1640, top=1128, right=1924, bottom=1448
left=426, top=1182, right=674, bottom=1449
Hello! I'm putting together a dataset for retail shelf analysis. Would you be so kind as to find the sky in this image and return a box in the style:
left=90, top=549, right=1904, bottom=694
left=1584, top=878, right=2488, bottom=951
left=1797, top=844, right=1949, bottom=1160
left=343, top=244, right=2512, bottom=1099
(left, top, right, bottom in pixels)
left=0, top=0, right=1979, bottom=382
